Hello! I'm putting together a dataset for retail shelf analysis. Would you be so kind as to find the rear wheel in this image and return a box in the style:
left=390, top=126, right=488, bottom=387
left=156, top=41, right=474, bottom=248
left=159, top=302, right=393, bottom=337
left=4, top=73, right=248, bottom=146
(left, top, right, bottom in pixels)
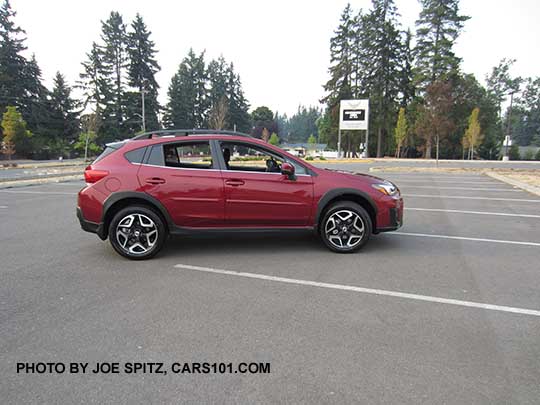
left=320, top=202, right=372, bottom=253
left=108, top=206, right=166, bottom=260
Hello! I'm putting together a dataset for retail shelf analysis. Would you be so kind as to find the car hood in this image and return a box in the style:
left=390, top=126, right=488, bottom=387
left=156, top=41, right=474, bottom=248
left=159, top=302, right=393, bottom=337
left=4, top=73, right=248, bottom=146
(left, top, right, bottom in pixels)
left=322, top=168, right=388, bottom=185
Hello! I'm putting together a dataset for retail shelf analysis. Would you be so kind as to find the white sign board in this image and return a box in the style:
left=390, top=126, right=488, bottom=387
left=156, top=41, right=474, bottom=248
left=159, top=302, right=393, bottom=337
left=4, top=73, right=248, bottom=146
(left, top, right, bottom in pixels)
left=339, top=99, right=369, bottom=130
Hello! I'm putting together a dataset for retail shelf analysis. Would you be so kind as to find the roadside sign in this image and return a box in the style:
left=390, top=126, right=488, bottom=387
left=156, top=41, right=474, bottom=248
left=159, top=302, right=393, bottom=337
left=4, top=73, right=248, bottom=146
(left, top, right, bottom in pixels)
left=339, top=99, right=369, bottom=130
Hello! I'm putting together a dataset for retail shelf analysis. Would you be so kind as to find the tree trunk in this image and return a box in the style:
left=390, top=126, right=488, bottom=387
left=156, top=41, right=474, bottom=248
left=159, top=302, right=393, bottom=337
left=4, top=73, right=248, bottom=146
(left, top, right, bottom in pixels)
left=377, top=127, right=383, bottom=157
left=425, top=139, right=432, bottom=159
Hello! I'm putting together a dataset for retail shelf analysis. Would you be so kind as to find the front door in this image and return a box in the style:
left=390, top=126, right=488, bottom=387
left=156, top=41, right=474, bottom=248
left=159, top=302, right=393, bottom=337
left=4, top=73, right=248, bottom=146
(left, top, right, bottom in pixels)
left=219, top=141, right=313, bottom=227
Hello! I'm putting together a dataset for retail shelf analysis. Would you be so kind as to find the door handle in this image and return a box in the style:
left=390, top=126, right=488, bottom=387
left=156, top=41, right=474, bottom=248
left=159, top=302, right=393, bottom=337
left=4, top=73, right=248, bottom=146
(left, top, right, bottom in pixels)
left=145, top=177, right=166, bottom=185
left=225, top=179, right=245, bottom=186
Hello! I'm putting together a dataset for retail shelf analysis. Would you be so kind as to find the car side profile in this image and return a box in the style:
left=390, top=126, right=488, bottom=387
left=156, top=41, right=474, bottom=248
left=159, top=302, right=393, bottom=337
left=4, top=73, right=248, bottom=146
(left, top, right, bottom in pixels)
left=77, top=130, right=403, bottom=259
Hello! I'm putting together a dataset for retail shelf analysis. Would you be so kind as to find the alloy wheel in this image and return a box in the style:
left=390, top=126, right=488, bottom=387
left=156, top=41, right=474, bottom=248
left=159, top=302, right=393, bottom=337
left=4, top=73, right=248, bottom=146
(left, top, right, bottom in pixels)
left=115, top=213, right=158, bottom=255
left=324, top=209, right=365, bottom=249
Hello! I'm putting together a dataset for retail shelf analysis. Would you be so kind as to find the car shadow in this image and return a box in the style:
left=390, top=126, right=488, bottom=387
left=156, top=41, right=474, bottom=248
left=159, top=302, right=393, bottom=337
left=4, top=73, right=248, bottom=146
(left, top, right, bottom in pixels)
left=157, top=230, right=403, bottom=258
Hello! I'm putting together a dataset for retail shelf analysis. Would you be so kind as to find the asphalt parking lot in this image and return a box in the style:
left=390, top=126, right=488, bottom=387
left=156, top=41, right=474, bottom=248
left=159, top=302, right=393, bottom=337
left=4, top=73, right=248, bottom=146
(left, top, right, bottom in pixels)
left=1, top=169, right=540, bottom=403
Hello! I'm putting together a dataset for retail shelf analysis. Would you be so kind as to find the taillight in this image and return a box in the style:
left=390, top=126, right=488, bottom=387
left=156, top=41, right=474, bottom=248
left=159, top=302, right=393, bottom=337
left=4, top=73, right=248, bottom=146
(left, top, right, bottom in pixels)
left=84, top=165, right=109, bottom=184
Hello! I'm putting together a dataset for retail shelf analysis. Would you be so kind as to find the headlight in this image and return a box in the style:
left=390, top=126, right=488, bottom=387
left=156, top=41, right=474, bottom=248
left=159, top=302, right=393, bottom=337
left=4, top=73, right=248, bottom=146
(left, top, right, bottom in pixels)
left=371, top=182, right=399, bottom=196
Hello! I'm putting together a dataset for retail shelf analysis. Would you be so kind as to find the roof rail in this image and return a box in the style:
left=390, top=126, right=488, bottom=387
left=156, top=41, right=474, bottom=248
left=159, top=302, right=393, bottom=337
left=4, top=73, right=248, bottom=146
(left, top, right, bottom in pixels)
left=132, top=129, right=253, bottom=140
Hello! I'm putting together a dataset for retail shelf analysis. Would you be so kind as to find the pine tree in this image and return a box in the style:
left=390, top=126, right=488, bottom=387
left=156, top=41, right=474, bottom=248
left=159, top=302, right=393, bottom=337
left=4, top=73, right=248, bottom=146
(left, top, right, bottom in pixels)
left=78, top=42, right=110, bottom=138
left=414, top=0, right=470, bottom=89
left=100, top=11, right=128, bottom=139
left=164, top=49, right=207, bottom=129
left=50, top=72, right=79, bottom=147
left=399, top=29, right=415, bottom=106
left=361, top=0, right=403, bottom=157
left=321, top=4, right=356, bottom=156
left=0, top=0, right=27, bottom=117
left=125, top=14, right=161, bottom=132
left=225, top=62, right=250, bottom=132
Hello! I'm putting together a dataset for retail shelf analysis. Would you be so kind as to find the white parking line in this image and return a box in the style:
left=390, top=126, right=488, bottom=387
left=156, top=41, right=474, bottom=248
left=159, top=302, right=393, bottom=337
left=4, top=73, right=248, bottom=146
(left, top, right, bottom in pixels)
left=0, top=205, right=7, bottom=208
left=394, top=180, right=501, bottom=185
left=392, top=232, right=540, bottom=247
left=402, top=185, right=520, bottom=192
left=0, top=190, right=77, bottom=195
left=403, top=194, right=540, bottom=202
left=174, top=263, right=540, bottom=317
left=406, top=207, right=540, bottom=219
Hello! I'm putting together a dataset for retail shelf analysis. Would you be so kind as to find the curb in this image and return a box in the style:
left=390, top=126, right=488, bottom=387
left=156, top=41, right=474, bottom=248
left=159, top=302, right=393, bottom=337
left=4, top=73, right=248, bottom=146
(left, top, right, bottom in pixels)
left=0, top=174, right=83, bottom=189
left=486, top=172, right=540, bottom=197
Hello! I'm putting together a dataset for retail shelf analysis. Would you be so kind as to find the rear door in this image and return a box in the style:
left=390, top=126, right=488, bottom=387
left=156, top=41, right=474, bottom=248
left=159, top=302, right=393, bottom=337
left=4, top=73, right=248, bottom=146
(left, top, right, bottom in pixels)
left=219, top=141, right=314, bottom=227
left=137, top=140, right=225, bottom=227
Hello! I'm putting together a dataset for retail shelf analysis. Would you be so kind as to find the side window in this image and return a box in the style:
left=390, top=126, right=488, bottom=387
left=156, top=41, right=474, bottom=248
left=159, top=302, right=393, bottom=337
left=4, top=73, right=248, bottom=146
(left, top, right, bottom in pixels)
left=124, top=147, right=146, bottom=164
left=220, top=142, right=307, bottom=174
left=163, top=142, right=213, bottom=169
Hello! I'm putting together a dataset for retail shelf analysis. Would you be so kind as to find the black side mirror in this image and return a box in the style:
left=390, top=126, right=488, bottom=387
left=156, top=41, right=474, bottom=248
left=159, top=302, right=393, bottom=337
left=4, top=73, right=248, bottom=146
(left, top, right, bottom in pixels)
left=281, top=162, right=296, bottom=179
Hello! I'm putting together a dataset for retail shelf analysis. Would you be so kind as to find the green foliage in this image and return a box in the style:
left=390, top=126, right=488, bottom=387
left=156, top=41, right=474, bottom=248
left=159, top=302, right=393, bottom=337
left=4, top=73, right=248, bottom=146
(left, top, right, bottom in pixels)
left=307, top=134, right=317, bottom=144
left=414, top=0, right=470, bottom=88
left=463, top=107, right=482, bottom=159
left=73, top=131, right=100, bottom=157
left=535, top=148, right=540, bottom=161
left=523, top=150, right=534, bottom=160
left=268, top=133, right=279, bottom=146
left=508, top=144, right=520, bottom=160
left=305, top=156, right=314, bottom=161
left=1, top=105, right=32, bottom=156
left=251, top=106, right=277, bottom=138
left=282, top=106, right=321, bottom=143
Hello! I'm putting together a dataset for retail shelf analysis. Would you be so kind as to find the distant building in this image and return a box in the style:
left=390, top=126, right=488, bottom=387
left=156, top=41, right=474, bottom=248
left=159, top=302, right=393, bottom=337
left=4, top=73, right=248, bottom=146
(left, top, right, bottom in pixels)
left=281, top=143, right=335, bottom=158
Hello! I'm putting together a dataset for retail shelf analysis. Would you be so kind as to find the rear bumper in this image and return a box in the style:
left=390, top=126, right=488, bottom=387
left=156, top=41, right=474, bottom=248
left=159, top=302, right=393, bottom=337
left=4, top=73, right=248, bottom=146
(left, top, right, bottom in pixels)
left=77, top=207, right=106, bottom=240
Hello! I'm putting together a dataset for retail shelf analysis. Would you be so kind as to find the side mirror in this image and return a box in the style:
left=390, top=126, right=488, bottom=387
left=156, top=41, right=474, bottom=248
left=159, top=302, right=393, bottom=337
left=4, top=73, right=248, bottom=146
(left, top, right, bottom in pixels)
left=281, top=162, right=295, bottom=179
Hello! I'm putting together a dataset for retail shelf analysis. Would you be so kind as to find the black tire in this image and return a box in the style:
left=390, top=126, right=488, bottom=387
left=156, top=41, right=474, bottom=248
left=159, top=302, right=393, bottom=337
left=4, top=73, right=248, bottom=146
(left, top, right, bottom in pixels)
left=319, top=201, right=372, bottom=253
left=108, top=205, right=166, bottom=260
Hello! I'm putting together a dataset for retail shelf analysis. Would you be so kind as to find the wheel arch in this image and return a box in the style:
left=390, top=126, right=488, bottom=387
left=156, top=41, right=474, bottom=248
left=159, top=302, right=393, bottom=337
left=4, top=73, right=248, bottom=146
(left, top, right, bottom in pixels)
left=100, top=192, right=173, bottom=239
left=316, top=188, right=377, bottom=231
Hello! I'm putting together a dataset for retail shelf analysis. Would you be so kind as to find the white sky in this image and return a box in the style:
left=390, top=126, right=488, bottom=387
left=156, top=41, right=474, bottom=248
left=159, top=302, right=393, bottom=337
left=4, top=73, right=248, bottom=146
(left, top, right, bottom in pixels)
left=12, top=0, right=540, bottom=116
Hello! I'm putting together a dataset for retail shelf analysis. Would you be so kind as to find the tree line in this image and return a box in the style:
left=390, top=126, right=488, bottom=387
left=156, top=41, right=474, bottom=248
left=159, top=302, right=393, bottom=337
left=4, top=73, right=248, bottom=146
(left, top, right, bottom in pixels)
left=319, top=0, right=540, bottom=159
left=0, top=1, right=254, bottom=159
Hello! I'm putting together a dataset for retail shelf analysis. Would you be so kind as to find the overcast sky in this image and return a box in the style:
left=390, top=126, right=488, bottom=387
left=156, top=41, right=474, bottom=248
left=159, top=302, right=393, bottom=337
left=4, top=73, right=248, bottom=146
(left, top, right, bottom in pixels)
left=12, top=0, right=540, bottom=116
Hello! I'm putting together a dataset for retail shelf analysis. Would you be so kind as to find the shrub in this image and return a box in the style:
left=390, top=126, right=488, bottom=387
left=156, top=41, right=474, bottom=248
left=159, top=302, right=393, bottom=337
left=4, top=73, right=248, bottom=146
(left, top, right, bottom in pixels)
left=523, top=150, right=534, bottom=161
left=305, top=156, right=314, bottom=161
left=535, top=148, right=540, bottom=161
left=508, top=144, right=520, bottom=160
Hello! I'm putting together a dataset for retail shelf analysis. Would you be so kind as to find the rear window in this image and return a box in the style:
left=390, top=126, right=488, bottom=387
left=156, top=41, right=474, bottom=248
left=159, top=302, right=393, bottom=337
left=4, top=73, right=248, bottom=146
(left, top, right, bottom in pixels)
left=124, top=147, right=146, bottom=164
left=93, top=141, right=125, bottom=163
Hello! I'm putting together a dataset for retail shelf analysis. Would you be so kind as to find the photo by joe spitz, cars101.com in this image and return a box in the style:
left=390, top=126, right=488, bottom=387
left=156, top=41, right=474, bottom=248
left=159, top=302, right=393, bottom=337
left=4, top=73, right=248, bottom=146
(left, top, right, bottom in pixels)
left=77, top=129, right=403, bottom=259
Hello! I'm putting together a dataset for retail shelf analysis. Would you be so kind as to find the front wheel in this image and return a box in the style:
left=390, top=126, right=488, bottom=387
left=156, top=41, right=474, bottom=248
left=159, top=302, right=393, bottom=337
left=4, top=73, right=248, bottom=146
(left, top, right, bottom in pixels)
left=108, top=206, right=166, bottom=260
left=320, top=202, right=372, bottom=253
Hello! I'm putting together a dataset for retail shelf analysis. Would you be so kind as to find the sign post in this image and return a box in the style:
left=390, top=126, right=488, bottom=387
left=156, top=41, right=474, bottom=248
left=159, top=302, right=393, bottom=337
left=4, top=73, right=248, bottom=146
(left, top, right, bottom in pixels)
left=339, top=99, right=369, bottom=158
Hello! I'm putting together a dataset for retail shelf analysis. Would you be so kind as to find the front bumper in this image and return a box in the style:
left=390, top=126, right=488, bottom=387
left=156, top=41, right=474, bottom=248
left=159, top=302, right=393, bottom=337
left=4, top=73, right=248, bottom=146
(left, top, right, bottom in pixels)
left=77, top=207, right=106, bottom=240
left=375, top=197, right=403, bottom=233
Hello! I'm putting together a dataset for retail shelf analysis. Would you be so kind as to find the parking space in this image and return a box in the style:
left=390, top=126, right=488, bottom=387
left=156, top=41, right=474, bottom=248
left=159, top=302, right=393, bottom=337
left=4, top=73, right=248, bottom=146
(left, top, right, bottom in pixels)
left=1, top=172, right=540, bottom=403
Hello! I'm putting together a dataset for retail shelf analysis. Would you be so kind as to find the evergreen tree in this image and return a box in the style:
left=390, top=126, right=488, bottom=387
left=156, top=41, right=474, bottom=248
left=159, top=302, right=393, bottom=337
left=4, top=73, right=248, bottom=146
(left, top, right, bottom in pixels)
left=268, top=133, right=279, bottom=146
left=414, top=0, right=470, bottom=89
left=485, top=58, right=522, bottom=115
left=78, top=42, right=110, bottom=139
left=321, top=4, right=356, bottom=156
left=0, top=0, right=27, bottom=117
left=125, top=13, right=160, bottom=132
left=361, top=0, right=403, bottom=157
left=50, top=72, right=80, bottom=148
left=286, top=105, right=321, bottom=143
left=399, top=29, right=415, bottom=106
left=164, top=49, right=207, bottom=129
left=225, top=62, right=250, bottom=132
left=100, top=11, right=128, bottom=139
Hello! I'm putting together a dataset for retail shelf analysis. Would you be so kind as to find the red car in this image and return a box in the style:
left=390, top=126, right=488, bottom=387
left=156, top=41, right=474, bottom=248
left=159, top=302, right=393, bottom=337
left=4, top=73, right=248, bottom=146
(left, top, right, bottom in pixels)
left=77, top=130, right=403, bottom=259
